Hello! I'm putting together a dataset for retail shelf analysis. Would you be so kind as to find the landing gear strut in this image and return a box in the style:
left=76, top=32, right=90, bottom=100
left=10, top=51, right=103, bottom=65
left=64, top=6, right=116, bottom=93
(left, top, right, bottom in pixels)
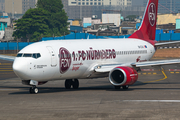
left=29, top=86, right=38, bottom=94
left=65, top=79, right=79, bottom=89
left=122, top=85, right=129, bottom=90
left=114, top=85, right=129, bottom=90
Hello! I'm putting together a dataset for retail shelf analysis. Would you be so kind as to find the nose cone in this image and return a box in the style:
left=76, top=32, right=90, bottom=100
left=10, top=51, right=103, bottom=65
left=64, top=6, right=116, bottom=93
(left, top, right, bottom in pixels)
left=13, top=58, right=29, bottom=80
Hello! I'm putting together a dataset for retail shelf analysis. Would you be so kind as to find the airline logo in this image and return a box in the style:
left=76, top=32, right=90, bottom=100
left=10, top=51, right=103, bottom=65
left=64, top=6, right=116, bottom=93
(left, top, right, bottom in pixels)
left=138, top=45, right=148, bottom=48
left=148, top=3, right=156, bottom=26
left=59, top=47, right=116, bottom=74
left=59, top=47, right=71, bottom=74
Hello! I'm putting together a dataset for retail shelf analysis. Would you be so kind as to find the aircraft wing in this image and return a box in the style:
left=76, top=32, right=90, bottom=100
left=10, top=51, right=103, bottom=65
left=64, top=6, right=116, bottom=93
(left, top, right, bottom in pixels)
left=0, top=55, right=15, bottom=61
left=94, top=59, right=180, bottom=73
left=131, top=59, right=180, bottom=67
left=94, top=64, right=123, bottom=73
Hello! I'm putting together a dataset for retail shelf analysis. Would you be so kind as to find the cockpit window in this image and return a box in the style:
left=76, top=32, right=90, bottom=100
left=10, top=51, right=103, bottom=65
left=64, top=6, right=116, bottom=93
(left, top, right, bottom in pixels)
left=32, top=53, right=41, bottom=59
left=16, top=53, right=41, bottom=59
left=23, top=54, right=32, bottom=57
left=37, top=53, right=41, bottom=58
left=16, top=53, right=23, bottom=57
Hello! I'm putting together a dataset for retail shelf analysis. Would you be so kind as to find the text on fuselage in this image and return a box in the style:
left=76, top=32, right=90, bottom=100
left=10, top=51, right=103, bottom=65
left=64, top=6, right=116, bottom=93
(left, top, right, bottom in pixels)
left=72, top=47, right=116, bottom=61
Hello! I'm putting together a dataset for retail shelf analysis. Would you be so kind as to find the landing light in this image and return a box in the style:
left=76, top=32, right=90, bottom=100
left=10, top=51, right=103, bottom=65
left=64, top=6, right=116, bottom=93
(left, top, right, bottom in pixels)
left=97, top=66, right=101, bottom=69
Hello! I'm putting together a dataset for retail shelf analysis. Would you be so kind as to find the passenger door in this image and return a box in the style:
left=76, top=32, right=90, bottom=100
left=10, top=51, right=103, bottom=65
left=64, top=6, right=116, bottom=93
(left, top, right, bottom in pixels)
left=46, top=46, right=57, bottom=67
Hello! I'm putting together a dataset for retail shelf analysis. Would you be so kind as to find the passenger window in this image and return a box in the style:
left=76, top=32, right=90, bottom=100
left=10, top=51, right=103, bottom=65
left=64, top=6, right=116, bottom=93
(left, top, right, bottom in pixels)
left=16, top=53, right=23, bottom=57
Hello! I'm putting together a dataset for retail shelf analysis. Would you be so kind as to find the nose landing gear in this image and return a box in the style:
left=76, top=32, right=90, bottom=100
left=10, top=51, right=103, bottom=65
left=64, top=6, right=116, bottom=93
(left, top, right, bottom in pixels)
left=65, top=79, right=79, bottom=89
left=29, top=80, right=39, bottom=94
left=29, top=86, right=38, bottom=94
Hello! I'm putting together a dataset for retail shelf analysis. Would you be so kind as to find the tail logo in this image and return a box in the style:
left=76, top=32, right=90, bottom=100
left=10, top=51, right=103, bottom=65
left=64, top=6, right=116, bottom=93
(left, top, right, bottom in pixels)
left=148, top=3, right=156, bottom=26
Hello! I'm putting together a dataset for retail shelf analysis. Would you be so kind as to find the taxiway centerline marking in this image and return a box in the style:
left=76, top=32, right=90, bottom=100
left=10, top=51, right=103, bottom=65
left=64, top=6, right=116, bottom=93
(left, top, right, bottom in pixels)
left=143, top=68, right=167, bottom=83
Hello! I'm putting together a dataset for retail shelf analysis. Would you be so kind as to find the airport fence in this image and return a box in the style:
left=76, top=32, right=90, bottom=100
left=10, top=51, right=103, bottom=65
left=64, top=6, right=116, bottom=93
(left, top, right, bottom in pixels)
left=1, top=33, right=180, bottom=54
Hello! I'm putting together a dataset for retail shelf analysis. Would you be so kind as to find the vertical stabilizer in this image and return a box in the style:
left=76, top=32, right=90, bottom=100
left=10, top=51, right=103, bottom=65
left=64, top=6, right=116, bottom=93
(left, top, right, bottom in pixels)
left=129, top=0, right=158, bottom=40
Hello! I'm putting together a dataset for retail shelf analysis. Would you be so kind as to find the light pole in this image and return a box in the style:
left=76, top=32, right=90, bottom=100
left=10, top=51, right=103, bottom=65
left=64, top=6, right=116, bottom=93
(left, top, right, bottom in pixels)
left=12, top=0, right=14, bottom=18
left=170, top=0, right=172, bottom=14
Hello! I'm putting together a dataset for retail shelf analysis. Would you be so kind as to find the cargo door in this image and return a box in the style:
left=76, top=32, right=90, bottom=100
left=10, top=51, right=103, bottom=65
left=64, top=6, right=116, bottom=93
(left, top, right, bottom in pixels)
left=46, top=46, right=57, bottom=67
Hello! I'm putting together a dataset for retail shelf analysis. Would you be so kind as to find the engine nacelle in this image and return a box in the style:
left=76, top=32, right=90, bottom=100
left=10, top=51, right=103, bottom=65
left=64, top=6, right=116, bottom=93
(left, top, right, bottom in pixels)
left=109, top=66, right=138, bottom=86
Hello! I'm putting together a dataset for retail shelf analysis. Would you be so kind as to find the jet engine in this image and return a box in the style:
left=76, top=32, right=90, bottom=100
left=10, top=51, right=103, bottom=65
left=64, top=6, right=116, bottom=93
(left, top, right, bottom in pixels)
left=109, top=66, right=138, bottom=86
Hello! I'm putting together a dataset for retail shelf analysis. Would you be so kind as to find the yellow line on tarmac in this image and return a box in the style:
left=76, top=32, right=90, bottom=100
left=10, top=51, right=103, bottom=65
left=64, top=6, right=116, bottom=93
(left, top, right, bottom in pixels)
left=0, top=63, right=12, bottom=65
left=143, top=68, right=167, bottom=83
left=0, top=68, right=12, bottom=69
left=0, top=70, right=13, bottom=71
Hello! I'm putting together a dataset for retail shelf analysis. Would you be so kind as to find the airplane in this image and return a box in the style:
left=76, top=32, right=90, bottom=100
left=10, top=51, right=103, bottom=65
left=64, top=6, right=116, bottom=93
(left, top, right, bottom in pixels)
left=1, top=0, right=180, bottom=94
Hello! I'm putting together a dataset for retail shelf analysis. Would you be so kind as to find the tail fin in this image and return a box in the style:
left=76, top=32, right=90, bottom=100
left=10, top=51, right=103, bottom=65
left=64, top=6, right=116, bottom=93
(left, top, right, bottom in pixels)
left=129, top=0, right=158, bottom=40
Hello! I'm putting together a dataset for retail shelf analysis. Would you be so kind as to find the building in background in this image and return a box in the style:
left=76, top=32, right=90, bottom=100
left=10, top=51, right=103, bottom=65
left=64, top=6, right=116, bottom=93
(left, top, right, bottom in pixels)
left=22, top=0, right=38, bottom=14
left=176, top=19, right=180, bottom=29
left=102, top=14, right=121, bottom=26
left=157, top=13, right=180, bottom=25
left=68, top=0, right=132, bottom=6
left=66, top=0, right=135, bottom=20
left=0, top=0, right=5, bottom=12
left=143, top=0, right=180, bottom=14
left=5, top=0, right=37, bottom=15
left=5, top=0, right=22, bottom=14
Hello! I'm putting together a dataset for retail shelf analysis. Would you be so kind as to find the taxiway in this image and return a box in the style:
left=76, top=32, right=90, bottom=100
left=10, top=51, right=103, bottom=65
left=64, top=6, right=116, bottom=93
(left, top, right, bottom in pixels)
left=0, top=59, right=180, bottom=120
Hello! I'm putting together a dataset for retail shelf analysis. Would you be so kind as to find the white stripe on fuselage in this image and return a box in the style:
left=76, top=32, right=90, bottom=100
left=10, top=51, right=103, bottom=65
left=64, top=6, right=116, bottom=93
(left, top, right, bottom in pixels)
left=15, top=38, right=155, bottom=81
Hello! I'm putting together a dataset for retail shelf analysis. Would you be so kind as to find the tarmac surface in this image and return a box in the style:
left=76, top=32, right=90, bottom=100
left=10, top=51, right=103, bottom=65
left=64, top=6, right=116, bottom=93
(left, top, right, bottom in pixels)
left=0, top=59, right=180, bottom=120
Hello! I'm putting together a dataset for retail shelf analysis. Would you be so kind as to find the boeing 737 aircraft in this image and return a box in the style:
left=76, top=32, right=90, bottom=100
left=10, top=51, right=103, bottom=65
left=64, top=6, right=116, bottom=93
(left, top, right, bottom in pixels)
left=1, top=0, right=180, bottom=94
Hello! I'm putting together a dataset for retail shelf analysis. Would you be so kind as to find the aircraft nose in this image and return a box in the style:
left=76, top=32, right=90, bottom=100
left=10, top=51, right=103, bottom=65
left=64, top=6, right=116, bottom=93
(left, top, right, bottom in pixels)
left=13, top=59, right=29, bottom=80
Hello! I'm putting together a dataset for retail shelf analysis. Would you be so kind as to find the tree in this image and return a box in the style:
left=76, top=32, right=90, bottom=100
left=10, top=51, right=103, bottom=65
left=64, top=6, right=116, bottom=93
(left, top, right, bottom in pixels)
left=13, top=0, right=69, bottom=42
left=13, top=8, right=50, bottom=42
left=37, top=0, right=69, bottom=37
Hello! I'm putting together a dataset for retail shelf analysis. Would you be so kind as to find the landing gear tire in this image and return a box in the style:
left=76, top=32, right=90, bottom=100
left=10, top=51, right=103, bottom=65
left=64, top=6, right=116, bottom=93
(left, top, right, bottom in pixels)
left=65, top=79, right=72, bottom=89
left=114, top=86, right=121, bottom=89
left=29, top=86, right=38, bottom=94
left=65, top=79, right=79, bottom=89
left=122, top=85, right=129, bottom=90
left=72, top=79, right=79, bottom=89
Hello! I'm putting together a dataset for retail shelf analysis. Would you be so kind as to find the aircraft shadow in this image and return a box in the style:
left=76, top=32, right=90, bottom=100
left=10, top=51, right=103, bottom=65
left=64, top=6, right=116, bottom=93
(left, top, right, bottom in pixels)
left=0, top=81, right=179, bottom=95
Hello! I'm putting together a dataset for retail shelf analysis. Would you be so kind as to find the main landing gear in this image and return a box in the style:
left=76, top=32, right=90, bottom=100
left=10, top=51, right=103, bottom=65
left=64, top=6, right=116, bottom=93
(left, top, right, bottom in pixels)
left=65, top=79, right=79, bottom=89
left=114, top=85, right=129, bottom=90
left=29, top=86, right=38, bottom=94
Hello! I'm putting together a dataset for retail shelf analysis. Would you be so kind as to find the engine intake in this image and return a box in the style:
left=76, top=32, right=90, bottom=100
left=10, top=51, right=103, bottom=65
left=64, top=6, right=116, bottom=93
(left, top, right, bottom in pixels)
left=109, top=66, right=138, bottom=86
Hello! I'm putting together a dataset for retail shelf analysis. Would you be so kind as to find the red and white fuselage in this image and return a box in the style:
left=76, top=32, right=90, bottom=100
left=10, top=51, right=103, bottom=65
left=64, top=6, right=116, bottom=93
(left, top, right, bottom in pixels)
left=13, top=38, right=155, bottom=81
left=11, top=0, right=173, bottom=93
